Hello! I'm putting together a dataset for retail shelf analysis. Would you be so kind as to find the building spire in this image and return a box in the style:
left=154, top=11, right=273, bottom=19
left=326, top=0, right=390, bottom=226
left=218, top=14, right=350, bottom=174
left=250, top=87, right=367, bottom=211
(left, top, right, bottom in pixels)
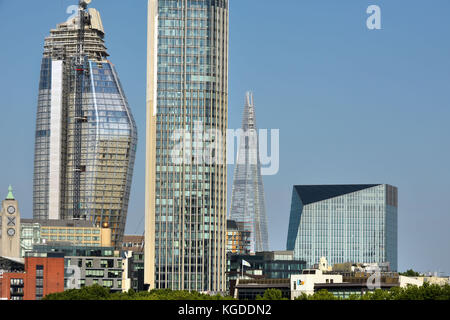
left=6, top=185, right=15, bottom=200
left=245, top=91, right=254, bottom=107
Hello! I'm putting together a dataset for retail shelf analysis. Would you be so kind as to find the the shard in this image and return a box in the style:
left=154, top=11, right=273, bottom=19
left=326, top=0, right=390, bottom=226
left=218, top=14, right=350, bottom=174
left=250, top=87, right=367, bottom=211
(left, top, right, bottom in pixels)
left=230, top=92, right=269, bottom=253
left=32, top=1, right=137, bottom=248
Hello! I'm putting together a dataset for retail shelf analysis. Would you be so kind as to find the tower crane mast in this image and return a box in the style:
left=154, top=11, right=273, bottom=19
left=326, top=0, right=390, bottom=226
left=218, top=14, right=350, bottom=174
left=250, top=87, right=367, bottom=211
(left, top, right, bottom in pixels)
left=72, top=0, right=91, bottom=219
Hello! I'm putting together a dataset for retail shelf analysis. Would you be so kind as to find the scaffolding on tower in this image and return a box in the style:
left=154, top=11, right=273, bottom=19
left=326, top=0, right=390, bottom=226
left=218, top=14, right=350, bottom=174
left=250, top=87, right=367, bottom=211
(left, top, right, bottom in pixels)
left=72, top=0, right=91, bottom=220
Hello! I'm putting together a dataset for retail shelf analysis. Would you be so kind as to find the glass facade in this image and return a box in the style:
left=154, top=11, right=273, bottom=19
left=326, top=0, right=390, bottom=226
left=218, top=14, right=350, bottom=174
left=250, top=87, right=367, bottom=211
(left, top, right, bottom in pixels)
left=229, top=92, right=269, bottom=253
left=32, top=6, right=137, bottom=248
left=20, top=219, right=105, bottom=257
left=226, top=220, right=250, bottom=254
left=20, top=221, right=41, bottom=258
left=146, top=0, right=229, bottom=292
left=286, top=184, right=398, bottom=271
left=227, top=252, right=306, bottom=280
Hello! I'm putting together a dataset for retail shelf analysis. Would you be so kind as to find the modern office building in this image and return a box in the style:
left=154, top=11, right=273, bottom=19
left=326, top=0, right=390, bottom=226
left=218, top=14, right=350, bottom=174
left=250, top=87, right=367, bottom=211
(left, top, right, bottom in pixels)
left=122, top=235, right=145, bottom=252
left=121, top=236, right=144, bottom=292
left=20, top=219, right=112, bottom=257
left=122, top=250, right=145, bottom=292
left=286, top=184, right=398, bottom=270
left=0, top=186, right=21, bottom=259
left=233, top=279, right=291, bottom=300
left=0, top=254, right=65, bottom=300
left=145, top=0, right=229, bottom=292
left=290, top=269, right=344, bottom=298
left=290, top=268, right=419, bottom=300
left=227, top=251, right=306, bottom=282
left=32, top=1, right=137, bottom=248
left=226, top=220, right=250, bottom=254
left=30, top=244, right=123, bottom=292
left=229, top=92, right=269, bottom=253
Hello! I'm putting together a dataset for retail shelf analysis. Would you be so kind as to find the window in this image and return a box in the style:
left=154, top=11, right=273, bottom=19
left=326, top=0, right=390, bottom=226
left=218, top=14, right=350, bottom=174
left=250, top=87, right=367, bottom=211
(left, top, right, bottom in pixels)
left=36, top=265, right=44, bottom=300
left=86, top=269, right=105, bottom=277
left=36, top=265, right=44, bottom=277
left=108, top=270, right=121, bottom=278
left=102, top=280, right=113, bottom=288
left=10, top=278, right=24, bottom=286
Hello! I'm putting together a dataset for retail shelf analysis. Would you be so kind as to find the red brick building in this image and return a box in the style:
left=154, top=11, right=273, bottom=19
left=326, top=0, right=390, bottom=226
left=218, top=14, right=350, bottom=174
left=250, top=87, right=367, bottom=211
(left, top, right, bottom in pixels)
left=0, top=254, right=64, bottom=300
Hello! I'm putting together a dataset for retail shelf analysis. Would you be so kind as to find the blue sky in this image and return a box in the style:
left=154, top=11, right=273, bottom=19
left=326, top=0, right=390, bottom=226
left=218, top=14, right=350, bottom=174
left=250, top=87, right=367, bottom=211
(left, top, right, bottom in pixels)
left=0, top=0, right=449, bottom=274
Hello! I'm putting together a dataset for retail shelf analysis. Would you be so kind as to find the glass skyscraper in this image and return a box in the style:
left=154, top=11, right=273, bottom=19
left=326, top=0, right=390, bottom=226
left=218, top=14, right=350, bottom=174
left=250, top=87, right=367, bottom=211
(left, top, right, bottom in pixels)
left=286, top=184, right=398, bottom=271
left=32, top=3, right=137, bottom=248
left=229, top=92, right=269, bottom=253
left=145, top=0, right=229, bottom=292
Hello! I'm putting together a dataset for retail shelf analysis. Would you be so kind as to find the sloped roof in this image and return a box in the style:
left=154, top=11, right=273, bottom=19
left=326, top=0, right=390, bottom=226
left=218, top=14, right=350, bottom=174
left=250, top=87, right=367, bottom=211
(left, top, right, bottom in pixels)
left=294, top=184, right=380, bottom=205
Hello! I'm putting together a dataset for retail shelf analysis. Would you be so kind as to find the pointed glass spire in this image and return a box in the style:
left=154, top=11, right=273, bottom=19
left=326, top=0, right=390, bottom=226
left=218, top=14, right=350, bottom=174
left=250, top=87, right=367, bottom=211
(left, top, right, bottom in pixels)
left=6, top=185, right=15, bottom=200
left=229, top=92, right=269, bottom=253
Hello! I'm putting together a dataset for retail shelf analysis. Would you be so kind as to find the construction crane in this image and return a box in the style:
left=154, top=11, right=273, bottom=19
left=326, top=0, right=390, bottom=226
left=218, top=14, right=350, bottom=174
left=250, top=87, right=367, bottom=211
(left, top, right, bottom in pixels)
left=72, top=0, right=91, bottom=219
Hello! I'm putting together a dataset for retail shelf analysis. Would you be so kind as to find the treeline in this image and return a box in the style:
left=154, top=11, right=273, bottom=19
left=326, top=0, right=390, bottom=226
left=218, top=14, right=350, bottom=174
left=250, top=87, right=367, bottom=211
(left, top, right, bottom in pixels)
left=296, top=283, right=450, bottom=300
left=44, top=282, right=450, bottom=300
left=44, top=285, right=235, bottom=300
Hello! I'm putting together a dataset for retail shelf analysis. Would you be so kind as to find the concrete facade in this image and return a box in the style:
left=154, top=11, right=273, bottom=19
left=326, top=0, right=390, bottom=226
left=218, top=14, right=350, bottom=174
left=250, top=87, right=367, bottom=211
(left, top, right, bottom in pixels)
left=0, top=187, right=21, bottom=259
left=290, top=269, right=343, bottom=298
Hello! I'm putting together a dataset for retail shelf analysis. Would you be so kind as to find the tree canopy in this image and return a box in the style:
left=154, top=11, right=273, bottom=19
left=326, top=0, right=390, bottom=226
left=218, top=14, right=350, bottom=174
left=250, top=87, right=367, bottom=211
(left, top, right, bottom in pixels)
left=294, top=283, right=450, bottom=301
left=399, top=269, right=422, bottom=277
left=43, top=283, right=450, bottom=301
left=256, top=288, right=288, bottom=300
left=44, top=285, right=235, bottom=301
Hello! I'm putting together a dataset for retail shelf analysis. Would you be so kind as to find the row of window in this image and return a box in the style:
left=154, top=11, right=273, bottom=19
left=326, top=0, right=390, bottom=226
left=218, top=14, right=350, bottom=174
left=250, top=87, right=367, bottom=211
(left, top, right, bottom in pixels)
left=42, top=228, right=100, bottom=234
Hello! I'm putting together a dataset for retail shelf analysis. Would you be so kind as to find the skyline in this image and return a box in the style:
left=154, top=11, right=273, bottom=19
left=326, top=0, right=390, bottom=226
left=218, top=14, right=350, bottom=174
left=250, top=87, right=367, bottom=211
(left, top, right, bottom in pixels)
left=0, top=0, right=450, bottom=275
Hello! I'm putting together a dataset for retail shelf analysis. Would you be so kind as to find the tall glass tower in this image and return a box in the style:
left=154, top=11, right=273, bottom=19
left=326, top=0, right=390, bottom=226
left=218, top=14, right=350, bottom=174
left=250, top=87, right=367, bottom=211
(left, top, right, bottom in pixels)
left=32, top=2, right=137, bottom=248
left=286, top=184, right=398, bottom=270
left=145, top=0, right=229, bottom=292
left=229, top=92, right=269, bottom=253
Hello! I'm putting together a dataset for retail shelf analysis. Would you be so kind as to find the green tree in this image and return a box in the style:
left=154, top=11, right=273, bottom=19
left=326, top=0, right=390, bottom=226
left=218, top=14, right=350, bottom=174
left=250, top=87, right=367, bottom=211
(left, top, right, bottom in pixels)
left=346, top=293, right=361, bottom=300
left=44, top=284, right=111, bottom=300
left=399, top=269, right=421, bottom=277
left=361, top=289, right=391, bottom=300
left=44, top=285, right=235, bottom=300
left=294, top=293, right=309, bottom=300
left=358, top=283, right=450, bottom=300
left=256, top=288, right=287, bottom=300
left=307, top=289, right=339, bottom=300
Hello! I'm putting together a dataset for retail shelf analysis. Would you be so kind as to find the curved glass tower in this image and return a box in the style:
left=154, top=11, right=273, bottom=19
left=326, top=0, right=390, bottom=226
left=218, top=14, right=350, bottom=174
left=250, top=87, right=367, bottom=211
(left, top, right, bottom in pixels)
left=32, top=3, right=137, bottom=248
left=145, top=0, right=229, bottom=292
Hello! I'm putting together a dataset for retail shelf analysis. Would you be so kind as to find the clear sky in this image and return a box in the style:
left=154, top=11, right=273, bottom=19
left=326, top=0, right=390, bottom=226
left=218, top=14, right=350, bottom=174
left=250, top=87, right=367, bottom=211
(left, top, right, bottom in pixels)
left=0, top=0, right=449, bottom=275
